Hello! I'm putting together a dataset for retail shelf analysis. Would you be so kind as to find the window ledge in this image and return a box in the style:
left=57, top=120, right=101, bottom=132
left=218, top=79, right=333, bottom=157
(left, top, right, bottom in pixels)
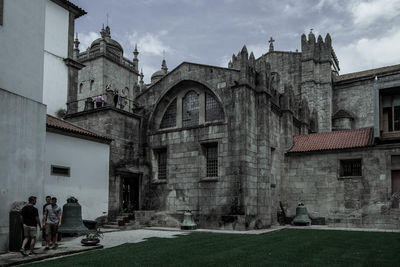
left=199, top=177, right=218, bottom=182
left=151, top=179, right=167, bottom=185
left=338, top=176, right=363, bottom=180
left=381, top=131, right=400, bottom=140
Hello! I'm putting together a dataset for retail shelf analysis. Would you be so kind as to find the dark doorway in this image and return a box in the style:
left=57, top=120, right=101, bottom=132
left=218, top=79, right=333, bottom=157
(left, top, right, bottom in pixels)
left=392, top=170, right=400, bottom=208
left=122, top=175, right=140, bottom=211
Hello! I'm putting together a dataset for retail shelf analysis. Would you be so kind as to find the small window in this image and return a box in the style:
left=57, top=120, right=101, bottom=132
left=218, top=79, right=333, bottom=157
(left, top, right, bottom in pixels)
left=90, top=80, right=94, bottom=91
left=160, top=99, right=177, bottom=129
left=79, top=83, right=83, bottom=93
left=205, top=93, right=224, bottom=122
left=156, top=149, right=167, bottom=180
left=51, top=165, right=70, bottom=177
left=205, top=143, right=218, bottom=177
left=340, top=159, right=362, bottom=177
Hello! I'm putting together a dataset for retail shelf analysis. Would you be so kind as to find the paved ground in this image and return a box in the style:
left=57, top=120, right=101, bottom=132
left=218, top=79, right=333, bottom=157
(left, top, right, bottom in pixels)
left=67, top=228, right=187, bottom=248
left=1, top=225, right=399, bottom=266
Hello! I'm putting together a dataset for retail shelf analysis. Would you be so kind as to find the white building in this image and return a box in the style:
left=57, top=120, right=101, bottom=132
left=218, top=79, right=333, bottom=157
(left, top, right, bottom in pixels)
left=0, top=0, right=85, bottom=252
left=45, top=115, right=111, bottom=221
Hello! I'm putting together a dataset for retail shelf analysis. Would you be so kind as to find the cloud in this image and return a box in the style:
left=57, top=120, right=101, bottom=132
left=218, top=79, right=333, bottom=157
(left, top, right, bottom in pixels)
left=351, top=0, right=400, bottom=26
left=127, top=31, right=173, bottom=57
left=77, top=31, right=100, bottom=51
left=336, top=27, right=400, bottom=73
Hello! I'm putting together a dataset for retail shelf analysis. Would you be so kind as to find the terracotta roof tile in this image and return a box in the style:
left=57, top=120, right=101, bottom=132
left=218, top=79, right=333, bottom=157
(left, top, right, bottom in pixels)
left=288, top=128, right=374, bottom=153
left=46, top=115, right=112, bottom=142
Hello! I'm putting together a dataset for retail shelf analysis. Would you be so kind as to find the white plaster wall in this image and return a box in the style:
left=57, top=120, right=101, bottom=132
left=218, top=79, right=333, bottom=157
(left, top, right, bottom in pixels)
left=45, top=132, right=109, bottom=221
left=0, top=89, right=46, bottom=252
left=0, top=0, right=46, bottom=102
left=42, top=0, right=69, bottom=116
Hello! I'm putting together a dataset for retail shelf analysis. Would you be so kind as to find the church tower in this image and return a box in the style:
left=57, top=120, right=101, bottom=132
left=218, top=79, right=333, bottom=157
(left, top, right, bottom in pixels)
left=67, top=25, right=140, bottom=114
left=300, top=31, right=338, bottom=132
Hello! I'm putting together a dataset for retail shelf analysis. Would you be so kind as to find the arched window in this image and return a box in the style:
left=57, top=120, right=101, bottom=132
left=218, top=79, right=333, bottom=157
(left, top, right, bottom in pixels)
left=79, top=83, right=83, bottom=93
left=205, top=93, right=224, bottom=121
left=182, top=91, right=199, bottom=127
left=160, top=99, right=177, bottom=129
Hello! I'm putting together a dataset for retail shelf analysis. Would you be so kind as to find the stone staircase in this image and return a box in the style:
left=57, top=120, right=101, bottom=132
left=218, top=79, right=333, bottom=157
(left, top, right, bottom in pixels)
left=102, top=211, right=156, bottom=230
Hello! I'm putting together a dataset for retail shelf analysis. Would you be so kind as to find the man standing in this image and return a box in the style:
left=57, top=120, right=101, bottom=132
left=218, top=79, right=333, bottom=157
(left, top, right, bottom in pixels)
left=43, top=197, right=62, bottom=250
left=42, top=196, right=51, bottom=246
left=20, top=196, right=41, bottom=256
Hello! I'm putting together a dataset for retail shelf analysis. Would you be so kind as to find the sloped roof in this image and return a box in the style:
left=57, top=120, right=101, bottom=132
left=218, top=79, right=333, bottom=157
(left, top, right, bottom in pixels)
left=52, top=0, right=86, bottom=18
left=46, top=115, right=112, bottom=142
left=288, top=127, right=374, bottom=153
left=335, top=64, right=400, bottom=82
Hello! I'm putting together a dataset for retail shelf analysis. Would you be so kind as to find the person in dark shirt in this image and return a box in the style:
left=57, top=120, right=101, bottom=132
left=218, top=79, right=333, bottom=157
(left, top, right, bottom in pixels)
left=41, top=196, right=51, bottom=246
left=20, top=196, right=41, bottom=256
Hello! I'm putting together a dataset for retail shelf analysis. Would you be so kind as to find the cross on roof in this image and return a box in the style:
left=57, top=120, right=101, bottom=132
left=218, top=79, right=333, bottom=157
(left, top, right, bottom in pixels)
left=269, top=37, right=275, bottom=44
left=269, top=37, right=275, bottom=52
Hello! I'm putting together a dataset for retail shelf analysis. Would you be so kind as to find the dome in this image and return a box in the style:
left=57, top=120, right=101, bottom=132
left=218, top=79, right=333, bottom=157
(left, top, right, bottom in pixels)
left=151, top=59, right=168, bottom=83
left=89, top=25, right=123, bottom=55
left=151, top=70, right=166, bottom=82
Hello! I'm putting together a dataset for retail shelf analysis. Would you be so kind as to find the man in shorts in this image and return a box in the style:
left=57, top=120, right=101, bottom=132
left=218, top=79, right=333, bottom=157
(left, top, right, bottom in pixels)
left=43, top=197, right=62, bottom=250
left=41, top=196, right=51, bottom=246
left=20, top=196, right=41, bottom=256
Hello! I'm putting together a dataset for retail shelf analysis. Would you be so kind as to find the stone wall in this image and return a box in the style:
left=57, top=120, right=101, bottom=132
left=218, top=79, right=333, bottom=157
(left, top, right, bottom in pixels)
left=65, top=108, right=142, bottom=217
left=78, top=56, right=138, bottom=103
left=333, top=79, right=375, bottom=129
left=260, top=51, right=302, bottom=95
left=137, top=60, right=295, bottom=229
left=284, top=146, right=400, bottom=229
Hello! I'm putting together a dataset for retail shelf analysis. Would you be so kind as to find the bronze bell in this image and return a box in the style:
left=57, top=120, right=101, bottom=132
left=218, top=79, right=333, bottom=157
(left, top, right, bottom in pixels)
left=292, top=202, right=311, bottom=226
left=180, top=210, right=197, bottom=230
left=58, top=197, right=88, bottom=234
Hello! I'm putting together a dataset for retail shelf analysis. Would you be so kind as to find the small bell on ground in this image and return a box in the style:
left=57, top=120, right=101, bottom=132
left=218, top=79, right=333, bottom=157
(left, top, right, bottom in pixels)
left=58, top=197, right=89, bottom=234
left=292, top=202, right=311, bottom=226
left=180, top=210, right=197, bottom=230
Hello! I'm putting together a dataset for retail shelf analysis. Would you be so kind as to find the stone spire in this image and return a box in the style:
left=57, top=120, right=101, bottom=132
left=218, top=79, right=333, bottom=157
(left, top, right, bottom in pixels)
left=133, top=44, right=139, bottom=59
left=100, top=24, right=111, bottom=38
left=139, top=68, right=144, bottom=90
left=73, top=33, right=80, bottom=60
left=133, top=44, right=139, bottom=71
left=161, top=58, right=168, bottom=74
left=268, top=37, right=275, bottom=52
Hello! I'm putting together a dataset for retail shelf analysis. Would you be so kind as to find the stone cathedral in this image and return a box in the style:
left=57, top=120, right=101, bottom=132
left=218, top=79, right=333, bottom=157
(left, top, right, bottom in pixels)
left=65, top=25, right=400, bottom=230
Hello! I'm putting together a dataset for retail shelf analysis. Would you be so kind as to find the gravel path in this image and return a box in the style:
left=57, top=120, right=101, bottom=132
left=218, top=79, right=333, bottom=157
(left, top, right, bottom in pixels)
left=67, top=229, right=188, bottom=248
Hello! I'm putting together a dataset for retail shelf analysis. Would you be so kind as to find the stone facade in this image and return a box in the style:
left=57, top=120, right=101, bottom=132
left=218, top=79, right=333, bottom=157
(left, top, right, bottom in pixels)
left=64, top=27, right=400, bottom=230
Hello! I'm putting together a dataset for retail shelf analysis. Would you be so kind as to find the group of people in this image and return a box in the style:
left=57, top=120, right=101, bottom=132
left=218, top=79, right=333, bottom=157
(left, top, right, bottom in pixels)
left=19, top=195, right=62, bottom=256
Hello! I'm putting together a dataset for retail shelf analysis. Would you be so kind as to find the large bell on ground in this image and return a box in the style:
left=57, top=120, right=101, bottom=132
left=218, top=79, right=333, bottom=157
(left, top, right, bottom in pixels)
left=292, top=203, right=311, bottom=226
left=58, top=197, right=88, bottom=234
left=181, top=210, right=197, bottom=230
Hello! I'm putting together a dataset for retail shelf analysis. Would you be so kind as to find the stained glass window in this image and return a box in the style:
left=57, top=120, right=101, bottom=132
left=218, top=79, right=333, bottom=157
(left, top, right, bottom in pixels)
left=160, top=99, right=177, bottom=129
left=183, top=91, right=199, bottom=127
left=205, top=93, right=224, bottom=121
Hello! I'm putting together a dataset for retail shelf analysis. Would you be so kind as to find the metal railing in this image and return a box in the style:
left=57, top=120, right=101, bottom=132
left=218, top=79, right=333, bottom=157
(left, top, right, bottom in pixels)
left=67, top=92, right=139, bottom=114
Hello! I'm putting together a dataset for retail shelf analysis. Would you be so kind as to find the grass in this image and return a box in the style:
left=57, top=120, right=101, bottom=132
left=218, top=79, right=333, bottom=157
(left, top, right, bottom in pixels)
left=25, top=229, right=400, bottom=267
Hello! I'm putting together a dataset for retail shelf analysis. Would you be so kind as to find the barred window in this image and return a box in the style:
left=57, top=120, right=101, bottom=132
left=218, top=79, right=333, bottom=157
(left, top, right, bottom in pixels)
left=182, top=91, right=199, bottom=127
left=160, top=99, right=177, bottom=129
left=157, top=149, right=167, bottom=180
left=205, top=143, right=218, bottom=177
left=340, top=159, right=362, bottom=177
left=205, top=93, right=224, bottom=121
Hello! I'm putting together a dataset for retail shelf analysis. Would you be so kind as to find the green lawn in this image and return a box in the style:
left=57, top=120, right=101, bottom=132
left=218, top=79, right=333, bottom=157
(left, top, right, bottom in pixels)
left=26, top=229, right=400, bottom=267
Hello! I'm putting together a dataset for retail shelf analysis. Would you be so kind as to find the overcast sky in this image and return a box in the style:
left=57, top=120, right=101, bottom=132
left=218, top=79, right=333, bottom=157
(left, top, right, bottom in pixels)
left=71, top=0, right=400, bottom=83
